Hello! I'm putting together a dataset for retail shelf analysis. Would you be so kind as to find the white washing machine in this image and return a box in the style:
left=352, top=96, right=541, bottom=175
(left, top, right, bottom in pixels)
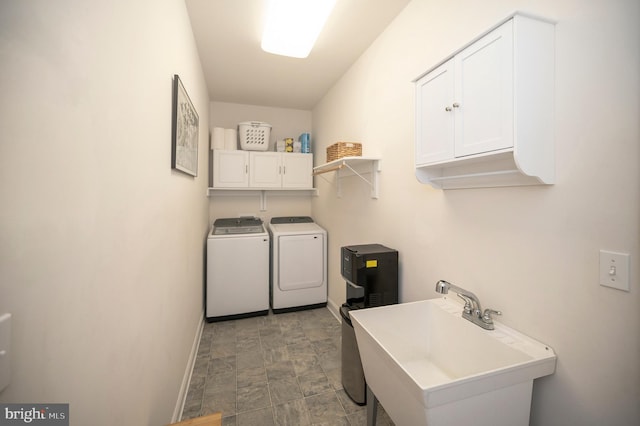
left=268, top=216, right=327, bottom=313
left=206, top=217, right=270, bottom=322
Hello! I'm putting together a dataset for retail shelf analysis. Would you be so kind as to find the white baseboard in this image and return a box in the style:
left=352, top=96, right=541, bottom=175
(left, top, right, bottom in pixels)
left=171, top=312, right=205, bottom=423
left=327, top=298, right=341, bottom=322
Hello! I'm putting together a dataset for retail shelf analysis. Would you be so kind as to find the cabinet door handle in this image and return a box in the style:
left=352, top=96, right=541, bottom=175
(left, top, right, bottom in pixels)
left=452, top=102, right=460, bottom=108
left=245, top=165, right=248, bottom=174
left=445, top=106, right=452, bottom=112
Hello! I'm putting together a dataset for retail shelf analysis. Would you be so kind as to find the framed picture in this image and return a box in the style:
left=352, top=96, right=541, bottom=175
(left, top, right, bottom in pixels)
left=171, top=74, right=199, bottom=176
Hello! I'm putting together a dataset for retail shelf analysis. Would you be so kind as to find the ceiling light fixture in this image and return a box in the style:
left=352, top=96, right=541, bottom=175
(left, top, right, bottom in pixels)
left=261, top=0, right=337, bottom=59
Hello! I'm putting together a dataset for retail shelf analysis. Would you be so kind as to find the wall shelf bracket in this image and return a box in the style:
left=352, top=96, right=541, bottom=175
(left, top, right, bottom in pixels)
left=312, top=156, right=381, bottom=199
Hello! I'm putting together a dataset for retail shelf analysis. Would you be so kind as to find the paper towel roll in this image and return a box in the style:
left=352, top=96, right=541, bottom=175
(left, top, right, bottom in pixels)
left=211, top=127, right=225, bottom=150
left=224, top=128, right=237, bottom=150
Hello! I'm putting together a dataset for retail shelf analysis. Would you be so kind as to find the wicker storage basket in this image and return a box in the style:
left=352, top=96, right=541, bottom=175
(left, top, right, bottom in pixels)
left=326, top=142, right=362, bottom=162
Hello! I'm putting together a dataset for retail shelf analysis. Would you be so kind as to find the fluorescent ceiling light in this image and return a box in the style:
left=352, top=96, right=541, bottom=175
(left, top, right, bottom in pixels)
left=261, top=0, right=337, bottom=58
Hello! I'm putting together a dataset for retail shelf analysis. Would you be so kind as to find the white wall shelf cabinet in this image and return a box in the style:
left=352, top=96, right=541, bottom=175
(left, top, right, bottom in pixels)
left=313, top=156, right=381, bottom=199
left=213, top=150, right=314, bottom=190
left=414, top=13, right=555, bottom=190
left=210, top=150, right=315, bottom=211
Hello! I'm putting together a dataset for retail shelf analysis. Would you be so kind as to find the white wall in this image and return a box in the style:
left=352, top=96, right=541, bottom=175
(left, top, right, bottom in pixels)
left=208, top=101, right=313, bottom=223
left=312, top=0, right=639, bottom=425
left=0, top=0, right=209, bottom=424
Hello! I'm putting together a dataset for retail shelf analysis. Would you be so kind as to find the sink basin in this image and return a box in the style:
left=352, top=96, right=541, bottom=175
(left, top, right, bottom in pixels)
left=350, top=298, right=556, bottom=426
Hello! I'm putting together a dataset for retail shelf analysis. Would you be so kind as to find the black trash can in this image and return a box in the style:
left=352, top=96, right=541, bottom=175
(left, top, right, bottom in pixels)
left=341, top=304, right=366, bottom=404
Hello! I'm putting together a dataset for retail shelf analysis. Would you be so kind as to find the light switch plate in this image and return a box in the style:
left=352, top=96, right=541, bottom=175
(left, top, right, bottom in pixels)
left=599, top=250, right=630, bottom=291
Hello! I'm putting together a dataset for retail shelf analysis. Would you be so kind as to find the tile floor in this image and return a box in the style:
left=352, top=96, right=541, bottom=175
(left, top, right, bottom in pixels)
left=181, top=307, right=394, bottom=425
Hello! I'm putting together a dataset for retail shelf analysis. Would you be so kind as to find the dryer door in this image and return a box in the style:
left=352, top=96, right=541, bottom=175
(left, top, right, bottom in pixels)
left=278, top=234, right=324, bottom=290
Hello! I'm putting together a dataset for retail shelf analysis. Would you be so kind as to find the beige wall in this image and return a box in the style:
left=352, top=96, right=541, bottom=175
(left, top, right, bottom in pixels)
left=208, top=101, right=313, bottom=224
left=312, top=0, right=639, bottom=425
left=0, top=0, right=210, bottom=424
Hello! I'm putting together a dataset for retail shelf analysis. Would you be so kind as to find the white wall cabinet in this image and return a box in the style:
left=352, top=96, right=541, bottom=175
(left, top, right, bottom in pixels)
left=415, top=13, right=555, bottom=189
left=213, top=150, right=313, bottom=189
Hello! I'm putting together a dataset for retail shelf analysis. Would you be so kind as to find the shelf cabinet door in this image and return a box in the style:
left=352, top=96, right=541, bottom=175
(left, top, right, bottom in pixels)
left=415, top=60, right=455, bottom=165
left=282, top=154, right=313, bottom=188
left=454, top=19, right=514, bottom=157
left=213, top=150, right=249, bottom=188
left=250, top=152, right=282, bottom=188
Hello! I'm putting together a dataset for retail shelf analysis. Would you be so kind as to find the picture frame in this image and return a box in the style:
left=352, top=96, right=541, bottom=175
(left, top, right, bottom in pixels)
left=171, top=74, right=199, bottom=177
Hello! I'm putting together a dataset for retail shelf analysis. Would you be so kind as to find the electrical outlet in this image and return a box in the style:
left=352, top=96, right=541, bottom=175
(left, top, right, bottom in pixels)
left=599, top=250, right=630, bottom=291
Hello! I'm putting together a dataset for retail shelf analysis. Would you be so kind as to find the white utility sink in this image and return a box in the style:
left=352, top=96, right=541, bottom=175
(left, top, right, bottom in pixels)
left=350, top=298, right=556, bottom=426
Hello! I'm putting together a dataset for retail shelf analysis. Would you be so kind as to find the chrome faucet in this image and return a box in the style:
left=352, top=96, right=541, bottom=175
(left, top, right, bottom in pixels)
left=435, top=280, right=501, bottom=330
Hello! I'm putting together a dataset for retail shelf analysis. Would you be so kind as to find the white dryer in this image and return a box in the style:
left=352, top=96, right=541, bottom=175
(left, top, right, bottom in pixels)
left=268, top=217, right=327, bottom=313
left=206, top=217, right=270, bottom=322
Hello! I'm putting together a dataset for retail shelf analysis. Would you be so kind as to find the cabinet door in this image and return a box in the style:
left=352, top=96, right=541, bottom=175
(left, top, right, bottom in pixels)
left=249, top=152, right=282, bottom=188
left=415, top=60, right=455, bottom=165
left=454, top=19, right=513, bottom=157
left=282, top=154, right=313, bottom=188
left=213, top=150, right=248, bottom=188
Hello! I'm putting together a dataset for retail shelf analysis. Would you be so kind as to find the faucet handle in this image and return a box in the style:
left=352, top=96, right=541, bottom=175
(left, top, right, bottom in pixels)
left=457, top=294, right=474, bottom=314
left=482, top=308, right=502, bottom=323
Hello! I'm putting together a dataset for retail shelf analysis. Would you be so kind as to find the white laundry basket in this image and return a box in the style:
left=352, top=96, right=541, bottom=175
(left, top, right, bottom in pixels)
left=238, top=121, right=271, bottom=151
